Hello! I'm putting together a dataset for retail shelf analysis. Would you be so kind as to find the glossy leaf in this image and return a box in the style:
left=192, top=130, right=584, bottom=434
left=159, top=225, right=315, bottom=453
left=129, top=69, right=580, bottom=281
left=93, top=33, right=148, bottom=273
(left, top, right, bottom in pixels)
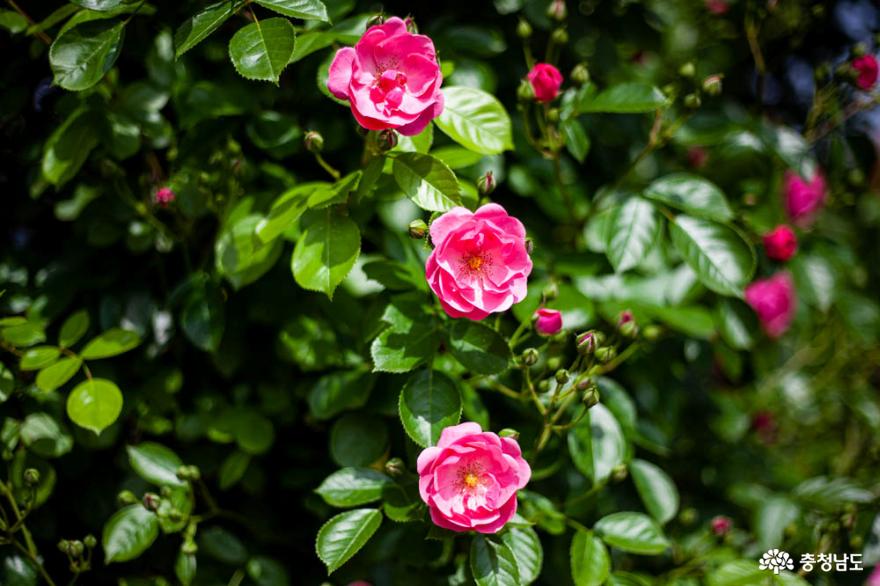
left=35, top=357, right=82, bottom=392
left=228, top=18, right=296, bottom=84
left=59, top=310, right=90, bottom=348
left=371, top=295, right=440, bottom=373
left=316, top=468, right=392, bottom=507
left=448, top=320, right=511, bottom=375
left=316, top=508, right=382, bottom=574
left=292, top=209, right=360, bottom=298
left=66, top=378, right=123, bottom=434
left=41, top=109, right=100, bottom=187
left=579, top=83, right=668, bottom=114
left=470, top=536, right=520, bottom=586
left=174, top=1, right=242, bottom=58
left=392, top=152, right=462, bottom=212
left=20, top=346, right=60, bottom=371
left=594, top=512, right=670, bottom=555
left=435, top=86, right=513, bottom=155
left=126, top=442, right=186, bottom=487
left=629, top=459, right=679, bottom=524
left=644, top=173, right=733, bottom=222
left=605, top=197, right=660, bottom=273
left=49, top=20, right=125, bottom=91
left=570, top=530, right=610, bottom=586
left=253, top=0, right=329, bottom=21
left=398, top=369, right=462, bottom=447
left=500, top=527, right=543, bottom=585
left=103, top=505, right=160, bottom=563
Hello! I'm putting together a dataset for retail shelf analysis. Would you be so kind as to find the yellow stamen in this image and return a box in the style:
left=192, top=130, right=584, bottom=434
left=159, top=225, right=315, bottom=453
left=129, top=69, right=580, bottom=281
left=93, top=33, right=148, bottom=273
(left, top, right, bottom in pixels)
left=464, top=473, right=479, bottom=488
left=468, top=257, right=483, bottom=271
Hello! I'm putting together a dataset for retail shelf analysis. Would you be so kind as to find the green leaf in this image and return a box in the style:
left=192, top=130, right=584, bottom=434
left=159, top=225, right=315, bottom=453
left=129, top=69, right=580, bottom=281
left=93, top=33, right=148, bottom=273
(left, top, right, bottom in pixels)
left=579, top=83, right=668, bottom=114
left=20, top=347, right=60, bottom=371
left=605, top=197, right=660, bottom=273
left=330, top=413, right=388, bottom=467
left=500, top=527, right=543, bottom=585
left=255, top=184, right=316, bottom=243
left=309, top=370, right=376, bottom=420
left=292, top=209, right=360, bottom=299
left=20, top=414, right=73, bottom=458
left=59, top=310, right=89, bottom=348
left=793, top=476, right=874, bottom=512
left=669, top=215, right=755, bottom=298
left=316, top=508, right=382, bottom=574
left=41, top=108, right=100, bottom=187
left=568, top=404, right=626, bottom=486
left=316, top=468, right=392, bottom=508
left=66, top=378, right=123, bottom=434
left=392, top=152, right=462, bottom=212
left=570, top=530, right=610, bottom=586
left=308, top=171, right=361, bottom=208
left=561, top=118, right=590, bottom=163
left=629, top=459, right=679, bottom=525
left=362, top=259, right=427, bottom=291
left=175, top=551, right=197, bottom=586
left=126, top=442, right=186, bottom=487
left=174, top=1, right=242, bottom=58
left=181, top=280, right=225, bottom=352
left=470, top=536, right=520, bottom=586
left=431, top=145, right=485, bottom=169
left=594, top=512, right=670, bottom=555
left=103, top=505, right=160, bottom=563
left=715, top=299, right=756, bottom=350
left=398, top=369, right=462, bottom=447
left=200, top=527, right=247, bottom=564
left=247, top=556, right=290, bottom=586
left=70, top=0, right=123, bottom=10
left=2, top=553, right=39, bottom=586
left=448, top=320, right=511, bottom=375
left=216, top=213, right=284, bottom=289
left=644, top=174, right=733, bottom=222
left=706, top=560, right=766, bottom=586
left=228, top=18, right=295, bottom=84
left=253, top=0, right=329, bottom=21
left=218, top=451, right=251, bottom=490
left=35, top=357, right=82, bottom=392
left=49, top=19, right=125, bottom=91
left=80, top=328, right=140, bottom=359
left=0, top=10, right=28, bottom=34
left=435, top=86, right=513, bottom=155
left=370, top=295, right=440, bottom=373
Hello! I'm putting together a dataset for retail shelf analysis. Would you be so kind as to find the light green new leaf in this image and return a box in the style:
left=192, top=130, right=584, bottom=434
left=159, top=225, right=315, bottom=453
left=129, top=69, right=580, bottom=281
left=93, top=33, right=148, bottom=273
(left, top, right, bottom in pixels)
left=500, top=527, right=543, bottom=585
left=66, top=378, right=123, bottom=434
left=605, top=197, right=660, bottom=273
left=175, top=1, right=243, bottom=58
left=435, top=86, right=513, bottom=155
left=669, top=215, right=755, bottom=298
left=644, top=173, right=733, bottom=222
left=126, top=442, right=186, bottom=487
left=103, top=505, right=159, bottom=563
left=292, top=209, right=361, bottom=298
left=398, top=369, right=461, bottom=447
left=629, top=459, right=679, bottom=525
left=20, top=346, right=60, bottom=371
left=471, top=536, right=520, bottom=586
left=255, top=184, right=319, bottom=243
left=392, top=152, right=462, bottom=212
left=59, top=310, right=90, bottom=348
left=35, top=357, right=82, bottom=392
left=253, top=0, right=329, bottom=21
left=570, top=530, right=610, bottom=586
left=316, top=508, right=382, bottom=574
left=81, top=328, right=140, bottom=359
left=49, top=19, right=125, bottom=91
left=228, top=18, right=296, bottom=84
left=594, top=512, right=670, bottom=555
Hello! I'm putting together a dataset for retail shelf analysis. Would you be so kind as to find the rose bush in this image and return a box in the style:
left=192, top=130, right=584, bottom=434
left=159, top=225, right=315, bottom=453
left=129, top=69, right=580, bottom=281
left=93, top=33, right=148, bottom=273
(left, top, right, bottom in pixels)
left=1, top=1, right=880, bottom=585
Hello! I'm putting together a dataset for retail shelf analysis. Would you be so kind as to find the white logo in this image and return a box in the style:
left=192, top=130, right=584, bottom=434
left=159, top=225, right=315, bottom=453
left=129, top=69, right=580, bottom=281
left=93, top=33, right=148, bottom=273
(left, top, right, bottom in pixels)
left=760, top=549, right=795, bottom=574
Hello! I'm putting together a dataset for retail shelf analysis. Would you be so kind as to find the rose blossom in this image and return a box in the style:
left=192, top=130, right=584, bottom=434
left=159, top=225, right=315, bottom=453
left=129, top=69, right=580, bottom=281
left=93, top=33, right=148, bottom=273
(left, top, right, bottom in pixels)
left=417, top=422, right=531, bottom=534
left=425, top=204, right=532, bottom=320
left=534, top=308, right=563, bottom=335
left=710, top=515, right=733, bottom=536
left=527, top=63, right=563, bottom=102
left=762, top=225, right=798, bottom=261
left=853, top=54, right=879, bottom=91
left=783, top=170, right=826, bottom=225
left=744, top=272, right=796, bottom=338
left=154, top=187, right=175, bottom=207
left=327, top=17, right=444, bottom=136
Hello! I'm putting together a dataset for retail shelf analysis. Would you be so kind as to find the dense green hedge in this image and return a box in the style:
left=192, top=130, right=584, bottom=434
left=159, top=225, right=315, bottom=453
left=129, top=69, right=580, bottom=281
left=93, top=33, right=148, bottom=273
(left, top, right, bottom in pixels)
left=1, top=0, right=880, bottom=585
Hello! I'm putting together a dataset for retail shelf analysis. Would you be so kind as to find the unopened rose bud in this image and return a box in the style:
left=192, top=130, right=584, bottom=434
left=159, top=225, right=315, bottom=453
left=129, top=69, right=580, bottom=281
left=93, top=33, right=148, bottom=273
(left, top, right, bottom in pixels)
left=571, top=63, right=590, bottom=86
left=595, top=346, right=616, bottom=363
left=517, top=79, right=536, bottom=101
left=542, top=282, right=559, bottom=300
left=611, top=463, right=628, bottom=481
left=535, top=308, right=563, bottom=336
left=69, top=541, right=84, bottom=557
left=547, top=108, right=560, bottom=122
left=83, top=535, right=97, bottom=549
left=477, top=171, right=496, bottom=195
left=384, top=457, right=405, bottom=477
left=551, top=28, right=569, bottom=45
left=516, top=19, right=532, bottom=39
left=408, top=219, right=428, bottom=239
left=23, top=468, right=40, bottom=486
left=711, top=515, right=732, bottom=536
left=143, top=492, right=161, bottom=512
left=499, top=428, right=520, bottom=440
left=684, top=93, right=701, bottom=109
left=546, top=357, right=561, bottom=371
left=576, top=331, right=601, bottom=355
left=582, top=385, right=599, bottom=407
left=154, top=187, right=176, bottom=208
left=521, top=348, right=539, bottom=366
left=547, top=0, right=567, bottom=21
left=555, top=369, right=570, bottom=385
left=525, top=238, right=534, bottom=254
left=117, top=490, right=138, bottom=506
left=377, top=129, right=398, bottom=152
left=404, top=16, right=418, bottom=34
left=702, top=74, right=723, bottom=96
left=304, top=130, right=324, bottom=153
left=680, top=507, right=698, bottom=525
left=679, top=62, right=696, bottom=78
left=58, top=539, right=71, bottom=554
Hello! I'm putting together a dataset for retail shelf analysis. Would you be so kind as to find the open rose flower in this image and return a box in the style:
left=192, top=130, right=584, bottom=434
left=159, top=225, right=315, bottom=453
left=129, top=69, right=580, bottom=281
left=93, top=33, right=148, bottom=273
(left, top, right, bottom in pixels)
left=527, top=63, right=563, bottom=102
left=426, top=204, right=532, bottom=320
left=417, top=422, right=531, bottom=534
left=762, top=225, right=798, bottom=262
left=744, top=272, right=796, bottom=338
left=327, top=17, right=444, bottom=136
left=853, top=54, right=879, bottom=91
left=783, top=170, right=826, bottom=226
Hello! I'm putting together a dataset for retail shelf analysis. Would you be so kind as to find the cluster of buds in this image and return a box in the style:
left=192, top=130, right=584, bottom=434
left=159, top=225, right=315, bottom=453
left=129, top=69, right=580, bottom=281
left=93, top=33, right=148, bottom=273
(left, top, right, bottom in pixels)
left=58, top=535, right=96, bottom=575
left=176, top=464, right=201, bottom=482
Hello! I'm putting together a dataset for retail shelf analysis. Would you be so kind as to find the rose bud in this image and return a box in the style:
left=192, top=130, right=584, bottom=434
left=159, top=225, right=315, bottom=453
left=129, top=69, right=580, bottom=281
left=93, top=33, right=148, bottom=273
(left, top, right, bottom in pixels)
left=527, top=63, right=564, bottom=103
left=477, top=171, right=496, bottom=195
left=783, top=169, right=827, bottom=226
left=852, top=54, right=879, bottom=91
left=711, top=515, right=733, bottom=536
left=534, top=308, right=563, bottom=336
left=154, top=187, right=175, bottom=208
left=762, top=225, right=798, bottom=262
left=744, top=272, right=796, bottom=338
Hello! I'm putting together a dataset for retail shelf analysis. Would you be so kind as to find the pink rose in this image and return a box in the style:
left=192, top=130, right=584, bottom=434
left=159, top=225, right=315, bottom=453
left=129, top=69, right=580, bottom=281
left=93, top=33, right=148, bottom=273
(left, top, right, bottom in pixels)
left=154, top=187, right=175, bottom=207
left=867, top=565, right=880, bottom=586
left=783, top=170, right=826, bottom=226
left=705, top=0, right=729, bottom=14
left=744, top=272, right=796, bottom=338
left=762, top=225, right=797, bottom=262
left=425, top=204, right=533, bottom=321
left=534, top=308, right=562, bottom=335
left=853, top=54, right=879, bottom=91
left=527, top=63, right=563, bottom=102
left=417, top=422, right=531, bottom=534
left=710, top=515, right=732, bottom=536
left=327, top=17, right=444, bottom=136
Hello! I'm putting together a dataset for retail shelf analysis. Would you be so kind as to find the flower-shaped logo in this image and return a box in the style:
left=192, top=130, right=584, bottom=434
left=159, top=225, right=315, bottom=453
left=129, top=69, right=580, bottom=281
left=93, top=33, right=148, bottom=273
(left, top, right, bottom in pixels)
left=759, top=549, right=794, bottom=574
